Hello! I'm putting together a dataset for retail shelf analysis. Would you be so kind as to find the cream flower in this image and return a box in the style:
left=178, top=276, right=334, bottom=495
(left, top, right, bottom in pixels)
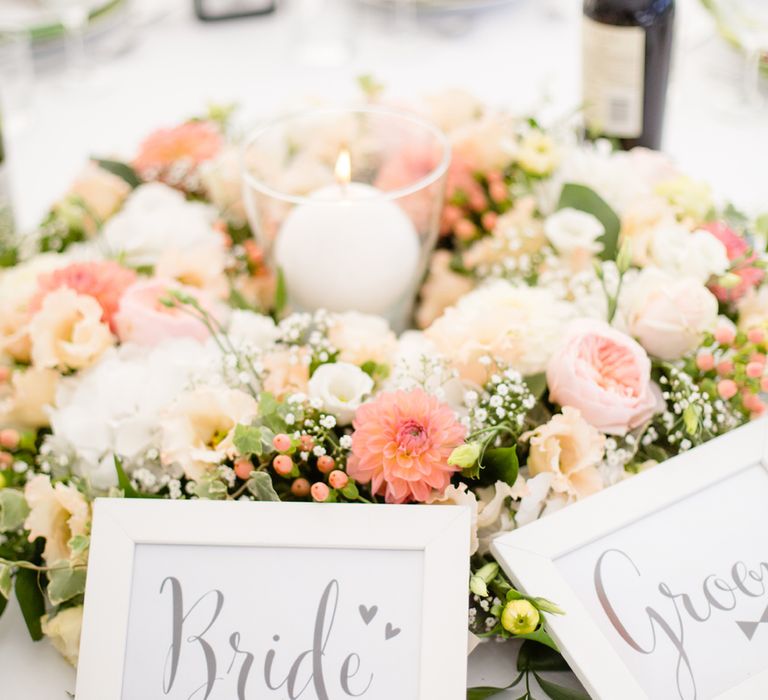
left=474, top=478, right=528, bottom=555
left=452, top=117, right=515, bottom=172
left=66, top=162, right=131, bottom=224
left=29, top=288, right=114, bottom=370
left=0, top=254, right=69, bottom=363
left=308, top=362, right=374, bottom=425
left=649, top=225, right=729, bottom=284
left=200, top=146, right=247, bottom=224
left=155, top=243, right=229, bottom=299
left=544, top=208, right=604, bottom=271
left=0, top=367, right=59, bottom=429
left=423, top=88, right=484, bottom=132
left=328, top=312, right=397, bottom=367
left=42, top=607, right=84, bottom=667
left=620, top=195, right=678, bottom=266
left=263, top=347, right=310, bottom=398
left=428, top=482, right=480, bottom=554
left=160, top=387, right=259, bottom=481
left=622, top=268, right=718, bottom=360
left=227, top=310, right=279, bottom=350
left=524, top=407, right=605, bottom=500
left=24, top=475, right=90, bottom=564
left=517, top=130, right=559, bottom=176
left=738, top=287, right=768, bottom=332
left=425, top=280, right=572, bottom=383
left=417, top=250, right=475, bottom=329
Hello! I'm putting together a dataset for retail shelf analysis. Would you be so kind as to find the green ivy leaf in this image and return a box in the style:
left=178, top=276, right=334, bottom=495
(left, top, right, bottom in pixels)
left=0, top=562, right=12, bottom=599
left=557, top=183, right=621, bottom=261
left=517, top=640, right=570, bottom=672
left=0, top=489, right=30, bottom=532
left=233, top=424, right=264, bottom=457
left=534, top=673, right=590, bottom=700
left=68, top=535, right=90, bottom=558
left=193, top=477, right=228, bottom=500
left=481, top=447, right=519, bottom=487
left=15, top=568, right=45, bottom=641
left=93, top=158, right=142, bottom=188
left=47, top=562, right=87, bottom=606
left=246, top=472, right=280, bottom=502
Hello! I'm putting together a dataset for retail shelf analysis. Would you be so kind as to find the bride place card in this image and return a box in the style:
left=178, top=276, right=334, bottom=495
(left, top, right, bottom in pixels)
left=76, top=500, right=469, bottom=700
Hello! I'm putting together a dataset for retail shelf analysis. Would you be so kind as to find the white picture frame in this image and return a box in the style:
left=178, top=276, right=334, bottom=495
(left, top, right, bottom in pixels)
left=492, top=417, right=768, bottom=700
left=76, top=500, right=470, bottom=699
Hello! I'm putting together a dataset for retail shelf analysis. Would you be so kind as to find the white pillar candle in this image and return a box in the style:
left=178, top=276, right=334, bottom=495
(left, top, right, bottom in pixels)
left=274, top=180, right=421, bottom=318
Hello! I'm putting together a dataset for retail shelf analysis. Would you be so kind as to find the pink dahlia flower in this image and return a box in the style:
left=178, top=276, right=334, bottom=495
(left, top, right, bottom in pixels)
left=133, top=121, right=222, bottom=175
left=348, top=389, right=466, bottom=504
left=30, top=261, right=136, bottom=331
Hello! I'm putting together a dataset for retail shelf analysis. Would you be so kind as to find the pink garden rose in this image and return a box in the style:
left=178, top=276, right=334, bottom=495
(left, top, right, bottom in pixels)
left=348, top=389, right=466, bottom=503
left=114, top=278, right=220, bottom=346
left=546, top=319, right=661, bottom=435
left=703, top=222, right=764, bottom=303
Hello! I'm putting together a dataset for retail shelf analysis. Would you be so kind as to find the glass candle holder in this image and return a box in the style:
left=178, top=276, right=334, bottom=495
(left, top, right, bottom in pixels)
left=241, top=106, right=451, bottom=331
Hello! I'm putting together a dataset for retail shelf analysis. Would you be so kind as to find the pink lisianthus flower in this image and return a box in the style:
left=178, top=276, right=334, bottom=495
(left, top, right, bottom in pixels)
left=348, top=389, right=466, bottom=504
left=133, top=121, right=222, bottom=176
left=546, top=319, right=662, bottom=435
left=29, top=261, right=136, bottom=331
left=113, top=278, right=222, bottom=346
left=703, top=222, right=764, bottom=303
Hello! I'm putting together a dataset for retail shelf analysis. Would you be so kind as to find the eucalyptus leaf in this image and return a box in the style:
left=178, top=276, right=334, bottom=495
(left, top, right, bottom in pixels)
left=246, top=472, right=280, bottom=502
left=47, top=562, right=87, bottom=606
left=481, top=447, right=519, bottom=487
left=534, top=673, right=590, bottom=700
left=233, top=424, right=264, bottom=457
left=557, top=183, right=621, bottom=261
left=0, top=489, right=30, bottom=532
left=15, top=568, right=45, bottom=641
left=0, top=563, right=11, bottom=599
left=93, top=158, right=142, bottom=188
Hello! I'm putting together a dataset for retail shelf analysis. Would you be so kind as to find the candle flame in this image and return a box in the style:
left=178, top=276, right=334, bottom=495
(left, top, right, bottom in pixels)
left=335, top=148, right=352, bottom=186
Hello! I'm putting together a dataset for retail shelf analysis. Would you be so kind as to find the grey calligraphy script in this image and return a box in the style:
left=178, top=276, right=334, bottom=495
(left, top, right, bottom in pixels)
left=594, top=549, right=768, bottom=700
left=160, top=577, right=379, bottom=699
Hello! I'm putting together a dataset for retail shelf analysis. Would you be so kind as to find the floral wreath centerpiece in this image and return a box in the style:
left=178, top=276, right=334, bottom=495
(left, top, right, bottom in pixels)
left=0, top=86, right=767, bottom=697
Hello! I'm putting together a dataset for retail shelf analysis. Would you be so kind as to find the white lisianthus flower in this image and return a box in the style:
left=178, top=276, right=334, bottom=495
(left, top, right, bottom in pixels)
left=650, top=225, right=729, bottom=283
left=101, top=183, right=222, bottom=267
left=41, top=607, right=84, bottom=667
left=475, top=478, right=529, bottom=555
left=49, top=339, right=218, bottom=488
left=427, top=482, right=480, bottom=554
left=24, top=475, right=90, bottom=564
left=160, top=386, right=259, bottom=481
left=517, top=130, right=559, bottom=176
left=622, top=267, right=719, bottom=360
left=328, top=311, right=397, bottom=366
left=544, top=208, right=605, bottom=257
left=227, top=310, right=279, bottom=351
left=308, top=362, right=374, bottom=425
left=425, top=280, right=573, bottom=383
left=29, top=288, right=114, bottom=371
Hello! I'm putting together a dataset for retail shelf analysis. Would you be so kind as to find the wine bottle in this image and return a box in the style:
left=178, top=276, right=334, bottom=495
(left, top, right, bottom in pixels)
left=582, top=0, right=675, bottom=150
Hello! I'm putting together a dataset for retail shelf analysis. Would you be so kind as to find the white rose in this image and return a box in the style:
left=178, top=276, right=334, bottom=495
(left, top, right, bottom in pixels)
left=328, top=312, right=397, bottom=366
left=308, top=362, right=374, bottom=425
left=29, top=288, right=114, bottom=370
left=650, top=225, right=729, bottom=283
left=102, top=183, right=221, bottom=267
left=41, top=607, right=83, bottom=667
left=622, top=268, right=718, bottom=360
left=544, top=208, right=604, bottom=257
left=227, top=310, right=279, bottom=350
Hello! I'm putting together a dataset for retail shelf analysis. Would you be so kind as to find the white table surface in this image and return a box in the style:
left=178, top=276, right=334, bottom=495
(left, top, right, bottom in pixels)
left=0, top=0, right=765, bottom=697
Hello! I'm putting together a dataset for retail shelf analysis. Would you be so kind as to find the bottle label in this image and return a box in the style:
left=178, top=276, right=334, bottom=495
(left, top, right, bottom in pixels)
left=582, top=16, right=646, bottom=139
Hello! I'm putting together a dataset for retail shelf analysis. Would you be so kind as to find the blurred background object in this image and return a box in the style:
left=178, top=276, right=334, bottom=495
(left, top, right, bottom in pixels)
left=193, top=0, right=275, bottom=22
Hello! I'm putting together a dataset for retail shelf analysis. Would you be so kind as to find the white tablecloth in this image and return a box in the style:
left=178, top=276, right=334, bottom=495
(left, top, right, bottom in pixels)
left=0, top=0, right=765, bottom=697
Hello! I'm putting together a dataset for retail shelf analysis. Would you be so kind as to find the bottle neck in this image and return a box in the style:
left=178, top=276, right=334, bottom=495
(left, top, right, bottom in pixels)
left=584, top=0, right=674, bottom=25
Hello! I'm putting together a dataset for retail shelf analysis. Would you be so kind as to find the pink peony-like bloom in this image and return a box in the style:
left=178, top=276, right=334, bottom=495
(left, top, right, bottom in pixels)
left=113, top=278, right=220, bottom=346
left=133, top=122, right=222, bottom=175
left=348, top=389, right=466, bottom=504
left=703, top=222, right=764, bottom=303
left=546, top=319, right=662, bottom=435
left=29, top=261, right=136, bottom=331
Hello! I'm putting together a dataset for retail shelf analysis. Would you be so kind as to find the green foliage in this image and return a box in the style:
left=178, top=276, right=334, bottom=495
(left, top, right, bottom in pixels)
left=481, top=447, right=519, bottom=487
left=47, top=562, right=87, bottom=606
left=524, top=373, right=547, bottom=401
left=557, top=183, right=621, bottom=261
left=514, top=626, right=559, bottom=652
left=517, top=640, right=569, bottom=673
left=233, top=424, right=266, bottom=457
left=0, top=489, right=30, bottom=532
left=114, top=456, right=160, bottom=499
left=534, top=675, right=590, bottom=700
left=93, top=158, right=142, bottom=188
left=15, top=568, right=45, bottom=641
left=274, top=268, right=287, bottom=319
left=194, top=477, right=228, bottom=500
left=246, top=472, right=280, bottom=502
left=0, top=562, right=11, bottom=599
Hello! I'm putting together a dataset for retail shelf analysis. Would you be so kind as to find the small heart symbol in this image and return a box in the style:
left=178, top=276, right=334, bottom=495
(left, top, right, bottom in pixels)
left=385, top=623, right=401, bottom=640
left=359, top=605, right=378, bottom=625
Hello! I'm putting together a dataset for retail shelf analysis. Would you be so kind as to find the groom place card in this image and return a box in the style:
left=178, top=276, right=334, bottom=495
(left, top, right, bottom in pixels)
left=76, top=500, right=470, bottom=699
left=492, top=417, right=768, bottom=700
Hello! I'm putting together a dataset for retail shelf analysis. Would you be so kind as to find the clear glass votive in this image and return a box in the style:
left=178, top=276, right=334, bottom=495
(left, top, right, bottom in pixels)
left=241, top=106, right=451, bottom=331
